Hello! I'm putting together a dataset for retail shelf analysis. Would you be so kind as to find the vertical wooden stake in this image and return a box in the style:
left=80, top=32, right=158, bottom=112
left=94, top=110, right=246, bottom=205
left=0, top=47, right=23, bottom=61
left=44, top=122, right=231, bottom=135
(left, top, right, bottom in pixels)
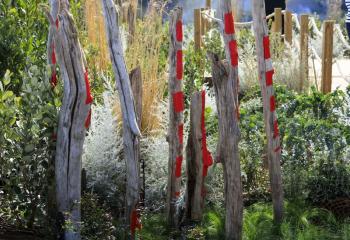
left=201, top=8, right=207, bottom=36
left=127, top=0, right=138, bottom=41
left=251, top=0, right=284, bottom=224
left=273, top=8, right=282, bottom=34
left=101, top=0, right=142, bottom=238
left=300, top=14, right=309, bottom=92
left=194, top=9, right=201, bottom=50
left=213, top=1, right=243, bottom=239
left=206, top=0, right=211, bottom=8
left=166, top=8, right=183, bottom=229
left=284, top=10, right=293, bottom=44
left=185, top=92, right=204, bottom=221
left=321, top=20, right=335, bottom=93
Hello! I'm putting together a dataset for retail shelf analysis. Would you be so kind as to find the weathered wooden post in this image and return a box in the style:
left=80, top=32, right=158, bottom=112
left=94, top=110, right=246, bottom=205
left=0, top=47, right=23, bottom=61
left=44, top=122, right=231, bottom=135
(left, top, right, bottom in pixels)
left=273, top=8, right=282, bottom=34
left=129, top=67, right=144, bottom=205
left=166, top=8, right=184, bottom=228
left=321, top=20, right=335, bottom=94
left=127, top=0, right=138, bottom=40
left=209, top=1, right=243, bottom=239
left=185, top=90, right=213, bottom=221
left=284, top=10, right=293, bottom=44
left=251, top=0, right=284, bottom=224
left=46, top=1, right=93, bottom=238
left=194, top=9, right=202, bottom=50
left=101, top=0, right=142, bottom=238
left=206, top=0, right=211, bottom=8
left=300, top=14, right=309, bottom=91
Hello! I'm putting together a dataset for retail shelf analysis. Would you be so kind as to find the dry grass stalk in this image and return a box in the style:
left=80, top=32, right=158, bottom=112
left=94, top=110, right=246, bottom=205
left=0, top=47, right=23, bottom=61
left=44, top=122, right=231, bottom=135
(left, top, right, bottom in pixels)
left=85, top=0, right=109, bottom=70
left=114, top=6, right=167, bottom=136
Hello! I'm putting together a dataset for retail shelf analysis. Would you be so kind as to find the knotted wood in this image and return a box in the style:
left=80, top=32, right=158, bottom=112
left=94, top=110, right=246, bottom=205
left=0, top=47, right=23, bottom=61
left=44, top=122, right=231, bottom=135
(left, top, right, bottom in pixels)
left=101, top=0, right=141, bottom=238
left=48, top=6, right=91, bottom=240
left=251, top=0, right=284, bottom=223
left=166, top=8, right=183, bottom=228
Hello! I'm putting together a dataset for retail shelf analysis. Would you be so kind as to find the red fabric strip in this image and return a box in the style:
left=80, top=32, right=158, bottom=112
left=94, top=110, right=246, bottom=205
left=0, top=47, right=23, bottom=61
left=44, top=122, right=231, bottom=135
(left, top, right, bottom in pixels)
left=178, top=124, right=184, bottom=145
left=201, top=90, right=213, bottom=177
left=51, top=69, right=57, bottom=88
left=85, top=109, right=92, bottom=129
left=270, top=96, right=276, bottom=112
left=175, top=156, right=183, bottom=178
left=273, top=120, right=279, bottom=138
left=266, top=70, right=274, bottom=86
left=130, top=209, right=142, bottom=235
left=224, top=12, right=235, bottom=34
left=176, top=20, right=183, bottom=42
left=176, top=50, right=183, bottom=80
left=263, top=36, right=271, bottom=59
left=173, top=91, right=184, bottom=113
left=229, top=40, right=238, bottom=67
left=84, top=69, right=93, bottom=105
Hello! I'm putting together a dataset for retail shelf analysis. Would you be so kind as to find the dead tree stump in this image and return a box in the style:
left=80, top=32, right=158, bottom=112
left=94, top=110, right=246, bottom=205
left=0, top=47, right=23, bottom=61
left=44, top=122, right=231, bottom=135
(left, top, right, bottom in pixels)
left=166, top=8, right=184, bottom=228
left=101, top=0, right=142, bottom=238
left=251, top=0, right=284, bottom=223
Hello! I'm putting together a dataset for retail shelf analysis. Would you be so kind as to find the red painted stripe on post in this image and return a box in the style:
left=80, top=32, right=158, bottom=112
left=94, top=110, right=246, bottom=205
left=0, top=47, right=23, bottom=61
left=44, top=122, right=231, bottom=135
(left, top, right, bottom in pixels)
left=130, top=209, right=142, bottom=235
left=224, top=12, right=235, bottom=34
left=176, top=20, right=183, bottom=42
left=178, top=124, right=184, bottom=145
left=176, top=50, right=183, bottom=80
left=270, top=96, right=276, bottom=112
left=266, top=70, right=274, bottom=86
left=201, top=90, right=213, bottom=177
left=274, top=146, right=281, bottom=153
left=229, top=40, right=238, bottom=67
left=55, top=18, right=59, bottom=29
left=263, top=36, right=271, bottom=59
left=173, top=91, right=184, bottom=113
left=273, top=120, right=279, bottom=138
left=85, top=109, right=92, bottom=129
left=51, top=69, right=57, bottom=88
left=84, top=69, right=93, bottom=105
left=175, top=191, right=180, bottom=197
left=175, top=156, right=183, bottom=177
left=51, top=47, right=57, bottom=65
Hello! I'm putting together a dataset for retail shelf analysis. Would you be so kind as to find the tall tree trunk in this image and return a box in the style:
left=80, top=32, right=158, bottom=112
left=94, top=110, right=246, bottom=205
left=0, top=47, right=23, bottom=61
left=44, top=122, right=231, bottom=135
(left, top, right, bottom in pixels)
left=101, top=0, right=142, bottom=239
left=47, top=3, right=92, bottom=239
left=251, top=0, right=284, bottom=223
left=166, top=7, right=184, bottom=229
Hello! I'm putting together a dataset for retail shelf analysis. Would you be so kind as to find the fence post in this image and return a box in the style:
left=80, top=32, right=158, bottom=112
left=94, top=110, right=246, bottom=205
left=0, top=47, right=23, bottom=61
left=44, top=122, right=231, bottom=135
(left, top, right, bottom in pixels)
left=166, top=8, right=184, bottom=228
left=101, top=0, right=142, bottom=238
left=212, top=1, right=243, bottom=239
left=321, top=20, right=335, bottom=93
left=251, top=0, right=284, bottom=224
left=284, top=10, right=293, bottom=44
left=273, top=8, right=282, bottom=34
left=201, top=8, right=207, bottom=36
left=300, top=14, right=309, bottom=92
left=194, top=9, right=201, bottom=50
left=206, top=0, right=211, bottom=8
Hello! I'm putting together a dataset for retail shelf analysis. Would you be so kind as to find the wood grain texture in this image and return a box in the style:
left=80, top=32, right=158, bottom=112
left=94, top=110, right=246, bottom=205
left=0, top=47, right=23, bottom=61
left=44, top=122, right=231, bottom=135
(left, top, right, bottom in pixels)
left=284, top=11, right=293, bottom=44
left=101, top=0, right=141, bottom=238
left=52, top=5, right=91, bottom=239
left=251, top=0, right=284, bottom=224
left=166, top=8, right=183, bottom=229
left=300, top=14, right=309, bottom=92
left=185, top=92, right=204, bottom=220
left=321, top=20, right=335, bottom=94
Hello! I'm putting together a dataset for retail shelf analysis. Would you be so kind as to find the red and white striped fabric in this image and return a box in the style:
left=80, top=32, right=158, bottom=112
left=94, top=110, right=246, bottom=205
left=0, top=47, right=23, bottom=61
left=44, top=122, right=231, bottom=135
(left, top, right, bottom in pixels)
left=262, top=35, right=281, bottom=153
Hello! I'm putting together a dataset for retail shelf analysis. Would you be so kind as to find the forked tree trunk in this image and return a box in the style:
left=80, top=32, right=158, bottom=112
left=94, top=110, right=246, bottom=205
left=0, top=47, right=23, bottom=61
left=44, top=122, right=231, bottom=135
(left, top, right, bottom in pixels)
left=47, top=4, right=92, bottom=239
left=166, top=8, right=184, bottom=228
left=185, top=92, right=204, bottom=221
left=216, top=1, right=243, bottom=239
left=251, top=0, right=284, bottom=223
left=101, top=0, right=142, bottom=239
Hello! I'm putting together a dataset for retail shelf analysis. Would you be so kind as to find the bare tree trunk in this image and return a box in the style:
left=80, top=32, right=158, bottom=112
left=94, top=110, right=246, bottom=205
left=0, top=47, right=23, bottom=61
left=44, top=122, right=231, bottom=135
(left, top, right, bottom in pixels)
left=101, top=0, right=142, bottom=239
left=166, top=8, right=184, bottom=229
left=45, top=3, right=92, bottom=239
left=251, top=0, right=284, bottom=223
